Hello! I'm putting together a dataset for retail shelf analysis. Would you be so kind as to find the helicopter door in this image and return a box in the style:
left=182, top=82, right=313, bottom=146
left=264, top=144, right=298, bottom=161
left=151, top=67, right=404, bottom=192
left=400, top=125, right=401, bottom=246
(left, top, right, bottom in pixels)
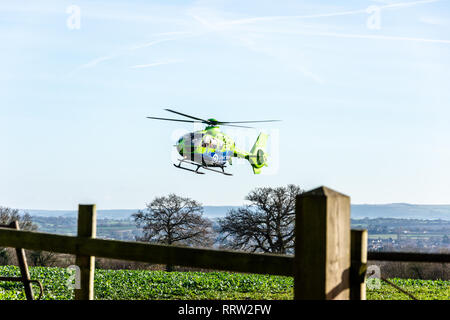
left=210, top=138, right=219, bottom=149
left=202, top=135, right=218, bottom=149
left=201, top=136, right=208, bottom=148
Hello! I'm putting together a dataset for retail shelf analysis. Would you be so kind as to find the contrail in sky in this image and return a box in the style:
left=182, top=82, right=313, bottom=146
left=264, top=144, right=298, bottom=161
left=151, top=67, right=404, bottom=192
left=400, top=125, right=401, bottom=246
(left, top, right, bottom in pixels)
left=130, top=59, right=184, bottom=69
left=219, top=0, right=441, bottom=26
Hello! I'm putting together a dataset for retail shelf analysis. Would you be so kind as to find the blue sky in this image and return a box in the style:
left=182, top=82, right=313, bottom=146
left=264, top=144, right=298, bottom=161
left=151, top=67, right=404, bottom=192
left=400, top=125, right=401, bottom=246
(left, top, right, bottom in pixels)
left=1, top=0, right=449, bottom=210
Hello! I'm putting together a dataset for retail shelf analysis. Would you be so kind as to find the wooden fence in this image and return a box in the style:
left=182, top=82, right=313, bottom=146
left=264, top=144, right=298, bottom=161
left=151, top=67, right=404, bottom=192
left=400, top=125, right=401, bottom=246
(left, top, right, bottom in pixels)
left=0, top=186, right=448, bottom=300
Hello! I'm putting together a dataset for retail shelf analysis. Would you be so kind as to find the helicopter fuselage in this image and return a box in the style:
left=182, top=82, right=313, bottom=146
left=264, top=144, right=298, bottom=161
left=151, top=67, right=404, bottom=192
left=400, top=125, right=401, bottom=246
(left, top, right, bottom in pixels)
left=148, top=108, right=276, bottom=175
left=176, top=126, right=248, bottom=167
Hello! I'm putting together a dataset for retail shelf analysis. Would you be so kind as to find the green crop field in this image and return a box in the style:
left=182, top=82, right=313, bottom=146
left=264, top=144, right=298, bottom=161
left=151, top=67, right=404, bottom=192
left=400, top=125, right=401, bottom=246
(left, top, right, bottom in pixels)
left=0, top=266, right=448, bottom=300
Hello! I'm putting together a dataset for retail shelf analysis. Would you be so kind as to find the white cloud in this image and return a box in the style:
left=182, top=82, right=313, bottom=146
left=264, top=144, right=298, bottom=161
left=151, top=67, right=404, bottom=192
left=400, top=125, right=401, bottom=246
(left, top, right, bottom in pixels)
left=191, top=0, right=441, bottom=29
left=184, top=0, right=445, bottom=85
left=69, top=33, right=194, bottom=76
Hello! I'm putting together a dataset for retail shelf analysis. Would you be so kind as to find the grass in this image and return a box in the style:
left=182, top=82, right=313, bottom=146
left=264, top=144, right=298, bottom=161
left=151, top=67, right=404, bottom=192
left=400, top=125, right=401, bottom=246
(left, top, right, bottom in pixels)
left=0, top=266, right=448, bottom=300
left=366, top=278, right=449, bottom=300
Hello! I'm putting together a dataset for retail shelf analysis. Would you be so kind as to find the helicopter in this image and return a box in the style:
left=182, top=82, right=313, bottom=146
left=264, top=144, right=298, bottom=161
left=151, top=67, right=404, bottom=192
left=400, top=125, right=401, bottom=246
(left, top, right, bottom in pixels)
left=147, top=109, right=280, bottom=176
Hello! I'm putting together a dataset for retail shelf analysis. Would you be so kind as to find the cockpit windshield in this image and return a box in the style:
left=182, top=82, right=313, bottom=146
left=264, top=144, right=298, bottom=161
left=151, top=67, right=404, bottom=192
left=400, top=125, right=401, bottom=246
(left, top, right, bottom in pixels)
left=182, top=133, right=203, bottom=151
left=180, top=133, right=224, bottom=150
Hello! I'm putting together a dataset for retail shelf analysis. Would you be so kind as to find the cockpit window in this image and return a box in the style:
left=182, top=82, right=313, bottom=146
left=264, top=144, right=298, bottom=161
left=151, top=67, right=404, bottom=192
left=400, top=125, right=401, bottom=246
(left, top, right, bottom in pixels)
left=202, top=135, right=220, bottom=149
left=202, top=135, right=211, bottom=148
left=182, top=133, right=203, bottom=151
left=192, top=138, right=202, bottom=147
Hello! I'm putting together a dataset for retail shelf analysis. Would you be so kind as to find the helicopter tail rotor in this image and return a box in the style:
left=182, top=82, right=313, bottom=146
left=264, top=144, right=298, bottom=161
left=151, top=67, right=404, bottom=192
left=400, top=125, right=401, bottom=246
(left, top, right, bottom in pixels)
left=248, top=133, right=269, bottom=174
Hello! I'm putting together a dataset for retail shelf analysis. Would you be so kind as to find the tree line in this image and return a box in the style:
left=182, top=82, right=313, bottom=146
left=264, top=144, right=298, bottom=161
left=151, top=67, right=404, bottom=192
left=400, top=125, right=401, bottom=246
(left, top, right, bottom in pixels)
left=0, top=207, right=59, bottom=266
left=133, top=184, right=302, bottom=254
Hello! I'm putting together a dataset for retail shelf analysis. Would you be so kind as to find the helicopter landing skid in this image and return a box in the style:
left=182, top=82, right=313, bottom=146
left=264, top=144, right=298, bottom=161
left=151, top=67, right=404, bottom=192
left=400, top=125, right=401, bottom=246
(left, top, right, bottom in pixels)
left=174, top=159, right=233, bottom=176
left=173, top=163, right=205, bottom=174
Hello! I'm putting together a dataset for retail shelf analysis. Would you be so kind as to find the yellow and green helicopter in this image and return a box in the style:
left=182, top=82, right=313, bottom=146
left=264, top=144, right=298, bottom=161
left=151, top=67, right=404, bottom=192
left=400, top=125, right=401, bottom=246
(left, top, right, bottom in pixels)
left=147, top=109, right=280, bottom=176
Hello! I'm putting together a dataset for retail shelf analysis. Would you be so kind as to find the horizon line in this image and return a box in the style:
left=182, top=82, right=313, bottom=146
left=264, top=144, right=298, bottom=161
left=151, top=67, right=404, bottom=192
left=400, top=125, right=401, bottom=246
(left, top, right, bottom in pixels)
left=16, top=202, right=450, bottom=211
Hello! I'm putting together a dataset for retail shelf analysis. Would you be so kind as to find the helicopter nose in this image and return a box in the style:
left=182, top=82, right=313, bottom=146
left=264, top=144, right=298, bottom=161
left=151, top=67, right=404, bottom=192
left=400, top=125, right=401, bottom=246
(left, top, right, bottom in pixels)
left=176, top=138, right=184, bottom=155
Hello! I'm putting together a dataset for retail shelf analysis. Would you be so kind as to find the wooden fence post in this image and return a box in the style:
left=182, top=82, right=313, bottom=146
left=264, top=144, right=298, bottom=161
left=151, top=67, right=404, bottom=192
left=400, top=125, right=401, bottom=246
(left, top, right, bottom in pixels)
left=74, top=204, right=96, bottom=300
left=10, top=221, right=34, bottom=300
left=294, top=186, right=351, bottom=300
left=350, top=229, right=368, bottom=300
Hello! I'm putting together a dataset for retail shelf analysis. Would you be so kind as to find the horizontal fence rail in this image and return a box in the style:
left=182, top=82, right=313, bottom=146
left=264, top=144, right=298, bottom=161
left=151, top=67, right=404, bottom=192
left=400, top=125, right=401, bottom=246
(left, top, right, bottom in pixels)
left=1, top=228, right=446, bottom=275
left=0, top=227, right=293, bottom=276
left=1, top=229, right=447, bottom=273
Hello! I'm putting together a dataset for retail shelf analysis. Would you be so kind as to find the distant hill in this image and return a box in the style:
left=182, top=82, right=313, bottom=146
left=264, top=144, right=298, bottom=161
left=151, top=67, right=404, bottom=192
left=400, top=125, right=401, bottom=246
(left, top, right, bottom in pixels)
left=20, top=208, right=239, bottom=219
left=207, top=204, right=450, bottom=220
left=351, top=204, right=450, bottom=220
left=22, top=209, right=137, bottom=219
left=22, top=207, right=239, bottom=219
left=22, top=204, right=450, bottom=220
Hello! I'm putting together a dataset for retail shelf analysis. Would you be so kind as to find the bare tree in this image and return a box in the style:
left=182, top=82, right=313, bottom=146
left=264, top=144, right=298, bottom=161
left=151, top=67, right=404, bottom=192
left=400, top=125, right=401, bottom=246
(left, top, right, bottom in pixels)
left=29, top=251, right=58, bottom=267
left=132, top=194, right=214, bottom=271
left=218, top=184, right=303, bottom=254
left=0, top=206, right=38, bottom=265
left=0, top=206, right=37, bottom=231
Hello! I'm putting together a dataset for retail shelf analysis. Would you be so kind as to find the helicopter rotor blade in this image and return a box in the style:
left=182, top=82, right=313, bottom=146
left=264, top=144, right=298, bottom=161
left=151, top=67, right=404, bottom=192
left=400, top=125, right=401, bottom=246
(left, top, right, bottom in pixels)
left=219, top=124, right=254, bottom=129
left=146, top=116, right=201, bottom=124
left=150, top=109, right=281, bottom=128
left=164, top=109, right=209, bottom=123
left=219, top=120, right=281, bottom=124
